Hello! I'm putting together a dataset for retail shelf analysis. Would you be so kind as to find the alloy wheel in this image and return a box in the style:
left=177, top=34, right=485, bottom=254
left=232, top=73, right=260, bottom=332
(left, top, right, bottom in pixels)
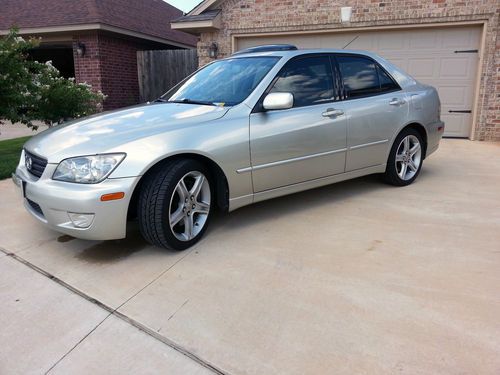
left=395, top=135, right=422, bottom=181
left=169, top=171, right=211, bottom=241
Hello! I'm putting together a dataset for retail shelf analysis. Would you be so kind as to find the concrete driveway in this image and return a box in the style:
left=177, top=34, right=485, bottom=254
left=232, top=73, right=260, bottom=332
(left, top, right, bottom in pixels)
left=1, top=139, right=499, bottom=374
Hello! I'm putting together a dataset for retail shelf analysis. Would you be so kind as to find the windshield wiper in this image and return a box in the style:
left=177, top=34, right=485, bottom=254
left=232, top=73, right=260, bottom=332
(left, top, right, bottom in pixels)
left=168, top=98, right=216, bottom=106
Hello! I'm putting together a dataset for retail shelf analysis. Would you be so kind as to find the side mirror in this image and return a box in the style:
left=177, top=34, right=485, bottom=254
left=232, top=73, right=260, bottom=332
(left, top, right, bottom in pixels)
left=263, top=92, right=294, bottom=111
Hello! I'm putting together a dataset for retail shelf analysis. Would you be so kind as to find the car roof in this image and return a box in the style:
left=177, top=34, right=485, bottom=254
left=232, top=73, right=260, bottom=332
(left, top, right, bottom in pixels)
left=229, top=49, right=380, bottom=59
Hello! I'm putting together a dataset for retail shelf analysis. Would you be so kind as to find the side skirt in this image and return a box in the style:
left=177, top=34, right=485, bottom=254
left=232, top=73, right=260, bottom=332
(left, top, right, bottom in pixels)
left=228, top=164, right=386, bottom=211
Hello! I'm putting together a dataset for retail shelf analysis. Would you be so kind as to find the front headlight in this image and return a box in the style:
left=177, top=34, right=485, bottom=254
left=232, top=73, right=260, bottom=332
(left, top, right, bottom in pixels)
left=52, top=153, right=126, bottom=184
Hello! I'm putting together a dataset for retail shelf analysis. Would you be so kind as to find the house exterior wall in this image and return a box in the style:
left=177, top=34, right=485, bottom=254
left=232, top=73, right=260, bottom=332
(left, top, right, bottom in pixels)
left=197, top=0, right=500, bottom=141
left=73, top=32, right=103, bottom=97
left=73, top=31, right=148, bottom=110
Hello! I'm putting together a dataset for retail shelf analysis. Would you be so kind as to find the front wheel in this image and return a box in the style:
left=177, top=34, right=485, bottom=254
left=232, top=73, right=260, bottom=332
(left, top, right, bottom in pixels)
left=384, top=128, right=424, bottom=186
left=138, top=159, right=212, bottom=250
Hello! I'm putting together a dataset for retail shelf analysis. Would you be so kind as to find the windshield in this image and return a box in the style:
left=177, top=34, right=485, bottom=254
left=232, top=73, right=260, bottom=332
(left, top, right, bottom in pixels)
left=163, top=56, right=280, bottom=106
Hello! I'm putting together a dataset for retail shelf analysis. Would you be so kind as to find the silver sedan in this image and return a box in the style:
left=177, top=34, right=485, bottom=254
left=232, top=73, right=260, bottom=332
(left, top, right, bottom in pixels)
left=13, top=45, right=444, bottom=250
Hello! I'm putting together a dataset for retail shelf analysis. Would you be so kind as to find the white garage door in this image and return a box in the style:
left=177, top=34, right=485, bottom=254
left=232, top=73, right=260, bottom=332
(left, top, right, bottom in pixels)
left=236, top=25, right=481, bottom=138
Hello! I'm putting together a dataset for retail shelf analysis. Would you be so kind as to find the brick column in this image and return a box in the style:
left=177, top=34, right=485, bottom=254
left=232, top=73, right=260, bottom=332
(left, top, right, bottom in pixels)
left=73, top=32, right=103, bottom=94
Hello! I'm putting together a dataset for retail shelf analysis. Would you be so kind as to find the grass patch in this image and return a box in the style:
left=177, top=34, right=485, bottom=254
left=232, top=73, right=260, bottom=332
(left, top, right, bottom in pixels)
left=0, top=136, right=31, bottom=180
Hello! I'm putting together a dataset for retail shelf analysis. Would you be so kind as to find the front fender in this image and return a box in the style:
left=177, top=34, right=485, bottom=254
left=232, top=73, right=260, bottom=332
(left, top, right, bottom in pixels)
left=109, top=107, right=254, bottom=202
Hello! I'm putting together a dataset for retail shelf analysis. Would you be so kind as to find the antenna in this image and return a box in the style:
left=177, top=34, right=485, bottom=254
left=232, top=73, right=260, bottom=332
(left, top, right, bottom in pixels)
left=342, top=36, right=359, bottom=49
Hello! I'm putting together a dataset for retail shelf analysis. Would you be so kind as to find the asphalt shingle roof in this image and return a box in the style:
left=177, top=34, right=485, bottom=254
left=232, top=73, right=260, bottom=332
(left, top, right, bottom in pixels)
left=0, top=0, right=197, bottom=46
left=173, top=9, right=220, bottom=23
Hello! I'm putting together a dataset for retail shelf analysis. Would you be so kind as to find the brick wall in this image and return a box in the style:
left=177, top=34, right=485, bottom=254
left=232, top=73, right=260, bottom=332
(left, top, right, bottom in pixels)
left=197, top=0, right=500, bottom=141
left=73, top=31, right=145, bottom=110
left=98, top=33, right=142, bottom=109
left=73, top=32, right=103, bottom=94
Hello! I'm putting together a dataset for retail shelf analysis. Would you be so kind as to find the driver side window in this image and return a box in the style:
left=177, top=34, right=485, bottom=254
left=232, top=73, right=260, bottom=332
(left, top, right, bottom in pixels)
left=270, top=56, right=335, bottom=108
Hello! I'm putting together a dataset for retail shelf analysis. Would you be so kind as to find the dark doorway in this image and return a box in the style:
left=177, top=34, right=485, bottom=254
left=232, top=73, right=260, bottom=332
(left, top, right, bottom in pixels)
left=29, top=44, right=75, bottom=78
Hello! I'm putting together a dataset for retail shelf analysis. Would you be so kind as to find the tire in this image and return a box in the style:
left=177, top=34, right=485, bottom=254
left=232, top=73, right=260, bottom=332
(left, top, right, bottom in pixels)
left=138, top=159, right=213, bottom=250
left=384, top=128, right=424, bottom=186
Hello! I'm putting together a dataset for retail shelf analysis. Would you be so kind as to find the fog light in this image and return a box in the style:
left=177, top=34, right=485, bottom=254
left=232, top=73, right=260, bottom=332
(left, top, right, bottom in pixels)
left=68, top=212, right=95, bottom=228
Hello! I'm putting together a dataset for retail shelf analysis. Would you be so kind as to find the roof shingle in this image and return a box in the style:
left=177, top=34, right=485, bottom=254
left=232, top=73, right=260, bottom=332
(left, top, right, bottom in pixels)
left=0, top=0, right=197, bottom=46
left=173, top=9, right=220, bottom=23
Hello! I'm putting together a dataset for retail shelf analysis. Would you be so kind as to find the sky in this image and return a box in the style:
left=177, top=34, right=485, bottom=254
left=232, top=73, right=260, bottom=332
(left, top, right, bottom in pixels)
left=165, top=0, right=201, bottom=13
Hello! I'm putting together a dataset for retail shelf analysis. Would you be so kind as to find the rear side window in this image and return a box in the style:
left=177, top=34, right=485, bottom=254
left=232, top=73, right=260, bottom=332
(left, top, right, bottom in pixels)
left=270, top=56, right=334, bottom=107
left=378, top=66, right=400, bottom=92
left=337, top=55, right=399, bottom=99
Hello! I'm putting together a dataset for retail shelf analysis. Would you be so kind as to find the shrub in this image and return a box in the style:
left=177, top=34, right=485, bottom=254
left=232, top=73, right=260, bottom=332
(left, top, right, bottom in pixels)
left=0, top=28, right=105, bottom=129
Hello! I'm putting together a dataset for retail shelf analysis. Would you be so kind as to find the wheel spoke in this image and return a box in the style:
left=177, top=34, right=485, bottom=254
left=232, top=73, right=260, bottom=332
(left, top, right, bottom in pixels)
left=410, top=142, right=421, bottom=156
left=183, top=215, right=194, bottom=240
left=408, top=160, right=418, bottom=172
left=195, top=201, right=210, bottom=214
left=190, top=174, right=205, bottom=200
left=398, top=163, right=407, bottom=179
left=403, top=136, right=410, bottom=153
left=176, top=179, right=189, bottom=201
left=170, top=208, right=184, bottom=227
left=395, top=154, right=405, bottom=162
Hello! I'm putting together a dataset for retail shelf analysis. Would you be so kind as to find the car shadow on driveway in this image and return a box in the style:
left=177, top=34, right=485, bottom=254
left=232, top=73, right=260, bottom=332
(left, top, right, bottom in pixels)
left=73, top=223, right=152, bottom=264
left=83, top=169, right=437, bottom=255
left=208, top=174, right=387, bottom=234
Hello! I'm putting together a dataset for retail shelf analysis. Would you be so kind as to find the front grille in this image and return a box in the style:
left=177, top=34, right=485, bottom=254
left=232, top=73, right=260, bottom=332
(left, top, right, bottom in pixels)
left=24, top=150, right=47, bottom=178
left=27, top=199, right=44, bottom=217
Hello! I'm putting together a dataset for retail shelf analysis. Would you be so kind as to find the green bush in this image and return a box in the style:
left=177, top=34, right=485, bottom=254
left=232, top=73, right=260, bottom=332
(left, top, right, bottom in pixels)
left=0, top=28, right=105, bottom=129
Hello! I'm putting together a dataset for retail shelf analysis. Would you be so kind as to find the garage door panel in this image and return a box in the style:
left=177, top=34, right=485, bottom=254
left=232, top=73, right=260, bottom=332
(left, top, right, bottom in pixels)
left=441, top=113, right=470, bottom=137
left=408, top=58, right=436, bottom=79
left=317, top=34, right=351, bottom=49
left=438, top=86, right=470, bottom=106
left=377, top=33, right=407, bottom=51
left=409, top=30, right=439, bottom=49
left=237, top=25, right=481, bottom=137
left=441, top=28, right=479, bottom=49
left=439, top=57, right=474, bottom=78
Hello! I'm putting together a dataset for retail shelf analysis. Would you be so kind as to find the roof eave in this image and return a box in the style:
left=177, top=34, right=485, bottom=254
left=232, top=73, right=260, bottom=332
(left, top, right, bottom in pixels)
left=189, top=0, right=221, bottom=16
left=0, top=23, right=196, bottom=48
left=171, top=13, right=221, bottom=35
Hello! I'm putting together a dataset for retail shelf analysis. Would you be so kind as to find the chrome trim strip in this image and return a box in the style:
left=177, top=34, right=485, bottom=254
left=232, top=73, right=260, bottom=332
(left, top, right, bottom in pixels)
left=236, top=166, right=253, bottom=174
left=349, top=139, right=389, bottom=150
left=236, top=148, right=347, bottom=174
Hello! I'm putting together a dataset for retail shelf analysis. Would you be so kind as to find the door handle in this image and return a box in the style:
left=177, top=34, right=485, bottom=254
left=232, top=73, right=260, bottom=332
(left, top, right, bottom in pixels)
left=322, top=108, right=344, bottom=117
left=389, top=98, right=405, bottom=106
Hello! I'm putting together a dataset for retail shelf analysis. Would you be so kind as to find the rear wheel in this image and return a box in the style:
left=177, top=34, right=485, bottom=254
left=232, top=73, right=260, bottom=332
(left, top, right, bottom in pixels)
left=384, top=128, right=423, bottom=186
left=138, top=159, right=212, bottom=250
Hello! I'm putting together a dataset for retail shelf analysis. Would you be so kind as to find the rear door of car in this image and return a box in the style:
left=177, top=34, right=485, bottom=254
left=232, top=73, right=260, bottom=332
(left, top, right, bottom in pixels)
left=334, top=54, right=408, bottom=171
left=249, top=54, right=347, bottom=192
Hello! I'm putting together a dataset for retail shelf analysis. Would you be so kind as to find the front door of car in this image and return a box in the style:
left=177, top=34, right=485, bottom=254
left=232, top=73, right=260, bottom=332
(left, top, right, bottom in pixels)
left=249, top=55, right=347, bottom=193
left=334, top=55, right=409, bottom=171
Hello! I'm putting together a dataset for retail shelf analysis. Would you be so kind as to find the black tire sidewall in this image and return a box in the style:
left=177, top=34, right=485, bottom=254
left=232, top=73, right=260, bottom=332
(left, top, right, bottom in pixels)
left=139, top=159, right=214, bottom=251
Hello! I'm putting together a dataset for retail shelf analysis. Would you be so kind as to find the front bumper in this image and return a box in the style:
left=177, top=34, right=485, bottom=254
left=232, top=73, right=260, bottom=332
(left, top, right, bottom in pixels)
left=13, top=162, right=141, bottom=240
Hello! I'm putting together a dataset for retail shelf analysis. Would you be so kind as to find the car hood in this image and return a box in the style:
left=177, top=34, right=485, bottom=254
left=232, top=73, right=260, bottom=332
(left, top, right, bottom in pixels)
left=24, top=103, right=230, bottom=162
